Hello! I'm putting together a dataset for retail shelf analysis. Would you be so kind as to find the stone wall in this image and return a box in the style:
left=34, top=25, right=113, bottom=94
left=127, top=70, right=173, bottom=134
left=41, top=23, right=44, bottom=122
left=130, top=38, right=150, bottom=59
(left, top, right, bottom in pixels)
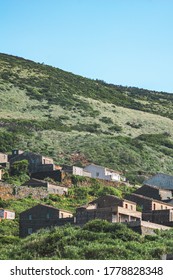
left=127, top=220, right=171, bottom=235
left=0, top=182, right=14, bottom=199
left=31, top=170, right=62, bottom=182
left=15, top=186, right=48, bottom=199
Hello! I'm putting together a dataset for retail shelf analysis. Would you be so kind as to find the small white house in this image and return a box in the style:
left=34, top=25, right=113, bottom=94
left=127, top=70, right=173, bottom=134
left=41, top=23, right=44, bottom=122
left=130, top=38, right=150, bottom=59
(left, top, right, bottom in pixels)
left=84, top=164, right=124, bottom=182
left=0, top=208, right=15, bottom=220
left=62, top=165, right=91, bottom=177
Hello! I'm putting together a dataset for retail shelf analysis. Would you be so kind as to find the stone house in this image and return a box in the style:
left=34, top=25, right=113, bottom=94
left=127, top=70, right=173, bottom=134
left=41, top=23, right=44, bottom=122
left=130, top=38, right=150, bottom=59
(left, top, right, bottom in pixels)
left=143, top=173, right=173, bottom=191
left=9, top=150, right=55, bottom=174
left=62, top=165, right=91, bottom=177
left=83, top=164, right=125, bottom=182
left=132, top=184, right=172, bottom=201
left=76, top=195, right=141, bottom=225
left=19, top=204, right=74, bottom=237
left=0, top=208, right=15, bottom=221
left=22, top=178, right=68, bottom=195
left=126, top=193, right=173, bottom=211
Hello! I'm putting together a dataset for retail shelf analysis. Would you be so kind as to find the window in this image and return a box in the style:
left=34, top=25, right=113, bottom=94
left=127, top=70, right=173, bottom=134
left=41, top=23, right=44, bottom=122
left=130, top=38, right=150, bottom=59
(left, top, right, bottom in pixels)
left=28, top=214, right=32, bottom=220
left=61, top=213, right=64, bottom=218
left=125, top=203, right=128, bottom=209
left=28, top=228, right=33, bottom=235
left=153, top=203, right=156, bottom=210
left=130, top=205, right=133, bottom=210
left=96, top=172, right=99, bottom=177
left=46, top=213, right=50, bottom=219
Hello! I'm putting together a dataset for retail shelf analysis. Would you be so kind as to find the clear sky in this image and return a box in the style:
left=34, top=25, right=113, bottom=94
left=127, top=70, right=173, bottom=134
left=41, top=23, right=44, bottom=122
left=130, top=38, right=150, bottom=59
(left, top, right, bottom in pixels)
left=1, top=0, right=173, bottom=93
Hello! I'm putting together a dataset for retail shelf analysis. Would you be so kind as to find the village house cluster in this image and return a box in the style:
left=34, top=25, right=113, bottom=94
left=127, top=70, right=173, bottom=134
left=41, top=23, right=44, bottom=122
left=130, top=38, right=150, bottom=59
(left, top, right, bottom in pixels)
left=1, top=149, right=173, bottom=237
left=0, top=149, right=126, bottom=193
left=0, top=149, right=126, bottom=182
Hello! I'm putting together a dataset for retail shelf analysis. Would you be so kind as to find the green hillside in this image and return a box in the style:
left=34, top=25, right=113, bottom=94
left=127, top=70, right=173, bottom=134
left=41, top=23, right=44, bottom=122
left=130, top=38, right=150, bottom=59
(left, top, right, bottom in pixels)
left=1, top=53, right=173, bottom=181
left=1, top=219, right=173, bottom=260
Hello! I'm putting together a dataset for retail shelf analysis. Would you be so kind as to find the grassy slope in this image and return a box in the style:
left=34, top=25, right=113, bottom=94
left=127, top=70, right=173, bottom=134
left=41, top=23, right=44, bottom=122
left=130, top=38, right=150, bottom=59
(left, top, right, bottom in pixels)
left=1, top=53, right=173, bottom=180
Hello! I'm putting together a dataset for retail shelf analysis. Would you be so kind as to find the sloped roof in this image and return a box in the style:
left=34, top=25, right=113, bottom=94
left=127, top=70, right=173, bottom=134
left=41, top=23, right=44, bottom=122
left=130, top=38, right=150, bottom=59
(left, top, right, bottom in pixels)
left=128, top=193, right=173, bottom=207
left=77, top=195, right=136, bottom=210
left=143, top=173, right=173, bottom=190
left=20, top=203, right=72, bottom=214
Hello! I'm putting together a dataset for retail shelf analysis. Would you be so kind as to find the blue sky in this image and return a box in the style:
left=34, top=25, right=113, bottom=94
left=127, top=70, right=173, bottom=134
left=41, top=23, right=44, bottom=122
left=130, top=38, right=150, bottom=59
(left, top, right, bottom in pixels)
left=1, top=0, right=173, bottom=93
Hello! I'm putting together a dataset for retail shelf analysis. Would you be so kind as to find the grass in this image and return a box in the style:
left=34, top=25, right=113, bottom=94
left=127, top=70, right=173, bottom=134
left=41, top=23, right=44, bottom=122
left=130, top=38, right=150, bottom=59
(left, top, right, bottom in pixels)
left=1, top=53, right=173, bottom=181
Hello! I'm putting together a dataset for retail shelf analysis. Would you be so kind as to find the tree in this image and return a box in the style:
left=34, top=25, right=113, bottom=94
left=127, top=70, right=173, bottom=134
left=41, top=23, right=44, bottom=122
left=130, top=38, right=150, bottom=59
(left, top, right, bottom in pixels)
left=11, top=160, right=29, bottom=176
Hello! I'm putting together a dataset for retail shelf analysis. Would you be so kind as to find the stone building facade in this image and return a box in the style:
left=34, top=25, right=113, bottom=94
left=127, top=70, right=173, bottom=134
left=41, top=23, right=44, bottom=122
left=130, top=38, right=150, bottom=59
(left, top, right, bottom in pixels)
left=31, top=170, right=62, bottom=182
left=9, top=150, right=54, bottom=174
left=126, top=193, right=173, bottom=211
left=19, top=204, right=74, bottom=237
left=22, top=178, right=68, bottom=195
left=76, top=195, right=141, bottom=225
left=142, top=209, right=173, bottom=227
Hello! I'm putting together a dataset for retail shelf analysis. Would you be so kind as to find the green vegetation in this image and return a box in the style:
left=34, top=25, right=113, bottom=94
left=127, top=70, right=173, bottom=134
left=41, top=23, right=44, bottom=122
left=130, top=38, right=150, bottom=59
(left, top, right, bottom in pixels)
left=0, top=220, right=173, bottom=260
left=3, top=159, right=30, bottom=186
left=1, top=53, right=173, bottom=180
left=0, top=173, right=170, bottom=260
left=1, top=53, right=173, bottom=260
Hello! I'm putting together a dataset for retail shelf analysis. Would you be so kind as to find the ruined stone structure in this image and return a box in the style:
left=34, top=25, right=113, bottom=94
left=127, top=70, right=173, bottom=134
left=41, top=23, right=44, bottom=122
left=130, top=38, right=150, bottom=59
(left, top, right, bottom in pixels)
left=9, top=150, right=55, bottom=174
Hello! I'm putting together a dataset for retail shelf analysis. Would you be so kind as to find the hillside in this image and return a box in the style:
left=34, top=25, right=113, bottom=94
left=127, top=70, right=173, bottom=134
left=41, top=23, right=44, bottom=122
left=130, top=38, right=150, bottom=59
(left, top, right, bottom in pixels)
left=1, top=220, right=173, bottom=260
left=1, top=53, right=173, bottom=181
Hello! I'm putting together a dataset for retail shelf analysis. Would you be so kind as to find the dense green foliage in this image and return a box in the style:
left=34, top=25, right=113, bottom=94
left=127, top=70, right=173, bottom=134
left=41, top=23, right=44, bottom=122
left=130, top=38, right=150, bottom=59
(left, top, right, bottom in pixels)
left=0, top=220, right=173, bottom=260
left=0, top=174, right=171, bottom=260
